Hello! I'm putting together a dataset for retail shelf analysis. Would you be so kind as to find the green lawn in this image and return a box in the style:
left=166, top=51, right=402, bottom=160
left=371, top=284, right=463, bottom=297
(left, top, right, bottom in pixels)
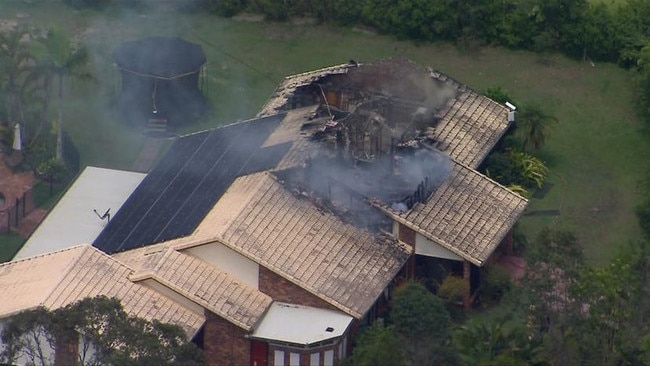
left=0, top=234, right=25, bottom=262
left=3, top=1, right=648, bottom=264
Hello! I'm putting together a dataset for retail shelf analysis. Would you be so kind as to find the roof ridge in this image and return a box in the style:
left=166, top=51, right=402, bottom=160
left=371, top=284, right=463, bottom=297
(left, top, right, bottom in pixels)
left=371, top=162, right=528, bottom=265
left=138, top=252, right=271, bottom=331
left=216, top=178, right=368, bottom=318
left=179, top=112, right=289, bottom=140
left=451, top=159, right=529, bottom=202
left=282, top=63, right=352, bottom=80
left=0, top=243, right=88, bottom=268
left=42, top=244, right=95, bottom=306
left=152, top=247, right=175, bottom=273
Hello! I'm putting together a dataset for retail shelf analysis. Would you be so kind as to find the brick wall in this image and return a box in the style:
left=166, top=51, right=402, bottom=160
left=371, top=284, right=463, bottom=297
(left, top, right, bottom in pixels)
left=258, top=266, right=339, bottom=312
left=203, top=310, right=250, bottom=366
left=397, top=223, right=416, bottom=278
left=398, top=223, right=416, bottom=245
left=54, top=331, right=78, bottom=366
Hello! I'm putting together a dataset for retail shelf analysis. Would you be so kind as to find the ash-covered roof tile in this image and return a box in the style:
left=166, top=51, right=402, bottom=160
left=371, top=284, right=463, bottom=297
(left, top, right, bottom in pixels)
left=430, top=89, right=510, bottom=169
left=374, top=162, right=528, bottom=266
left=215, top=173, right=411, bottom=318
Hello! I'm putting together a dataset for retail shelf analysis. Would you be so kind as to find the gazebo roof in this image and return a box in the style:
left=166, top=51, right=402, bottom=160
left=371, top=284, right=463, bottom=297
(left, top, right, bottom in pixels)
left=113, top=36, right=206, bottom=79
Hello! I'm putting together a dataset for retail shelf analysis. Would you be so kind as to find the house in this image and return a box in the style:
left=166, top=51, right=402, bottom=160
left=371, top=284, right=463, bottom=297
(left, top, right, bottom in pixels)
left=1, top=59, right=527, bottom=366
left=0, top=245, right=204, bottom=365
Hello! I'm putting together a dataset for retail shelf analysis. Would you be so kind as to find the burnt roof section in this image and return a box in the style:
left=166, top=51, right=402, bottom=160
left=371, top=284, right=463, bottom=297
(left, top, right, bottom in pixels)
left=93, top=113, right=289, bottom=254
left=113, top=36, right=206, bottom=79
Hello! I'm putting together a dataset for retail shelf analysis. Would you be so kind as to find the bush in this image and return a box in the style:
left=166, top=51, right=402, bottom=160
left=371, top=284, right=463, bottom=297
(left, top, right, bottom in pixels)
left=636, top=199, right=650, bottom=239
left=484, top=86, right=515, bottom=105
left=480, top=265, right=512, bottom=305
left=437, top=275, right=469, bottom=304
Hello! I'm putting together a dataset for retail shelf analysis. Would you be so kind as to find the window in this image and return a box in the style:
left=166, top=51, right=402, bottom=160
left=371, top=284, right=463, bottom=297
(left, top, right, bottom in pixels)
left=290, top=352, right=300, bottom=366
left=274, top=350, right=285, bottom=366
left=324, top=350, right=334, bottom=366
left=310, top=352, right=320, bottom=366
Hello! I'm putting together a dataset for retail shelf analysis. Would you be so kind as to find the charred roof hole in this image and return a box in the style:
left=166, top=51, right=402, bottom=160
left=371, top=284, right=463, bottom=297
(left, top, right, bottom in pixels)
left=325, top=327, right=334, bottom=332
left=275, top=59, right=461, bottom=230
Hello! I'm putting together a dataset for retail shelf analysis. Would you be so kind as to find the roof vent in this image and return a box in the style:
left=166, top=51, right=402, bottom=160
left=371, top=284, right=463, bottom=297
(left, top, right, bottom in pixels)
left=325, top=327, right=334, bottom=332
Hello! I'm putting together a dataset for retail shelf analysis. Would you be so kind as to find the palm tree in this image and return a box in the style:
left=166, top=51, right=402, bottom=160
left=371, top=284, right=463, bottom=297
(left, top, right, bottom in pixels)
left=0, top=26, right=33, bottom=125
left=516, top=105, right=558, bottom=151
left=31, top=27, right=88, bottom=163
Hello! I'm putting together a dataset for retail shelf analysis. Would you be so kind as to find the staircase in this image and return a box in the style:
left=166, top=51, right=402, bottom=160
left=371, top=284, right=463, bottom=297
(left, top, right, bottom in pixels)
left=146, top=118, right=168, bottom=137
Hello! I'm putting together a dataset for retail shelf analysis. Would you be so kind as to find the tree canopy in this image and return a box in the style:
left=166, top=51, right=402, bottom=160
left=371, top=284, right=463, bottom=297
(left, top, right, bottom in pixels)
left=0, top=296, right=203, bottom=366
left=348, top=281, right=458, bottom=366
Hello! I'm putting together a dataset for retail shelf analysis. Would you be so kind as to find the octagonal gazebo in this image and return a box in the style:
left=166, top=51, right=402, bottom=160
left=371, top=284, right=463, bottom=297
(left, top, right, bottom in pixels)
left=113, top=36, right=209, bottom=131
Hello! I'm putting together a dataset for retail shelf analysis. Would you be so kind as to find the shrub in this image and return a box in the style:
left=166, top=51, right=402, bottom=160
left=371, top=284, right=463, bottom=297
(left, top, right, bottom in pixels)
left=481, top=265, right=512, bottom=305
left=437, top=275, right=469, bottom=305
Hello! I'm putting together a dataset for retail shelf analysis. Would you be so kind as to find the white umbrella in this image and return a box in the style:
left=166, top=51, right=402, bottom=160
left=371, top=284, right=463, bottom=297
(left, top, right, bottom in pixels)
left=12, top=123, right=22, bottom=151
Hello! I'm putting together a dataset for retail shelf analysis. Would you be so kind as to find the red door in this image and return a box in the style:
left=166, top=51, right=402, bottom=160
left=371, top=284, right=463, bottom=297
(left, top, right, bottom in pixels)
left=250, top=340, right=268, bottom=366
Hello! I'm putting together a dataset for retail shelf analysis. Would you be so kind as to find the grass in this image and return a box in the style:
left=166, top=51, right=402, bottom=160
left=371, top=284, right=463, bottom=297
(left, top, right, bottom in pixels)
left=0, top=234, right=25, bottom=262
left=3, top=1, right=648, bottom=264
left=32, top=181, right=67, bottom=210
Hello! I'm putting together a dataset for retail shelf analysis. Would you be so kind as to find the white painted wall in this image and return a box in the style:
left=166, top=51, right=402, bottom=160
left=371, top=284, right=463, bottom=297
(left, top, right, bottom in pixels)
left=415, top=233, right=463, bottom=261
left=393, top=220, right=462, bottom=261
left=183, top=242, right=259, bottom=289
left=0, top=319, right=99, bottom=365
left=0, top=319, right=55, bottom=365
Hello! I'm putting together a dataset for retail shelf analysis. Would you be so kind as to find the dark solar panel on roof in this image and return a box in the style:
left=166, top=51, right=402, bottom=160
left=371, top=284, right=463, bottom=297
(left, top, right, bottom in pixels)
left=93, top=113, right=288, bottom=254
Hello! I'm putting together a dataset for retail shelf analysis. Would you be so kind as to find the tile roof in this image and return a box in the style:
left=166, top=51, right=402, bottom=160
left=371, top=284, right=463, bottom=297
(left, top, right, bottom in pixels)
left=129, top=248, right=272, bottom=331
left=259, top=61, right=510, bottom=170
left=372, top=162, right=528, bottom=266
left=258, top=64, right=352, bottom=117
left=429, top=72, right=511, bottom=168
left=197, top=172, right=411, bottom=319
left=0, top=245, right=204, bottom=337
left=262, top=105, right=322, bottom=170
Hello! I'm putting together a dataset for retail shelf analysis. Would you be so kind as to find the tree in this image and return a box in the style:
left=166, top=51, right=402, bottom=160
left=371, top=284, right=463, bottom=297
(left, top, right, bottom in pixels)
left=453, top=315, right=547, bottom=365
left=346, top=323, right=405, bottom=366
left=0, top=25, right=33, bottom=126
left=0, top=307, right=55, bottom=365
left=390, top=281, right=458, bottom=365
left=0, top=296, right=202, bottom=366
left=37, top=157, right=67, bottom=194
left=568, top=240, right=650, bottom=365
left=514, top=229, right=650, bottom=365
left=347, top=281, right=458, bottom=365
left=636, top=42, right=650, bottom=125
left=516, top=105, right=557, bottom=151
left=31, top=26, right=88, bottom=163
left=484, top=151, right=549, bottom=191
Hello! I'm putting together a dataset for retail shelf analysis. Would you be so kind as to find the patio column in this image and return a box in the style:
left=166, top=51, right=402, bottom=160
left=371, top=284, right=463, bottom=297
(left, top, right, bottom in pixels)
left=463, top=260, right=471, bottom=309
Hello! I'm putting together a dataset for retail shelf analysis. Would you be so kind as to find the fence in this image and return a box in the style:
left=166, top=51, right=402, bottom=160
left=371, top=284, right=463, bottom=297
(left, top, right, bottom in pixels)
left=63, top=131, right=80, bottom=176
left=0, top=187, right=35, bottom=235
